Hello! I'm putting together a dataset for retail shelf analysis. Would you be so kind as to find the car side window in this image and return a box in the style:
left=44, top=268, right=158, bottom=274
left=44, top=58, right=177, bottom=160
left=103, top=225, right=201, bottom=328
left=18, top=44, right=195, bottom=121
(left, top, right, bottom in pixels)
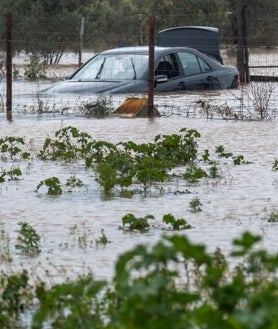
left=198, top=57, right=212, bottom=73
left=155, top=53, right=179, bottom=79
left=177, top=52, right=202, bottom=76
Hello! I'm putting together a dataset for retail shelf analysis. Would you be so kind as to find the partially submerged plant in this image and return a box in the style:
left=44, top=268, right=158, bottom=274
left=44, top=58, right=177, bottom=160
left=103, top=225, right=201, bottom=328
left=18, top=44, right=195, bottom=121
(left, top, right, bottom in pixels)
left=24, top=55, right=46, bottom=79
left=183, top=166, right=207, bottom=183
left=66, top=175, right=84, bottom=188
left=248, top=81, right=276, bottom=120
left=0, top=167, right=22, bottom=183
left=134, top=156, right=168, bottom=194
left=15, top=221, right=41, bottom=256
left=96, top=229, right=110, bottom=245
left=0, top=229, right=12, bottom=263
left=267, top=211, right=278, bottom=223
left=38, top=126, right=93, bottom=162
left=121, top=213, right=154, bottom=231
left=32, top=273, right=106, bottom=328
left=198, top=80, right=276, bottom=121
left=2, top=230, right=278, bottom=328
left=209, top=163, right=221, bottom=178
left=233, top=154, right=251, bottom=165
left=0, top=136, right=30, bottom=160
left=215, top=145, right=233, bottom=158
left=67, top=223, right=94, bottom=249
left=272, top=159, right=278, bottom=170
left=36, top=177, right=62, bottom=195
left=79, top=96, right=113, bottom=117
left=189, top=196, right=203, bottom=213
left=162, top=213, right=192, bottom=230
left=0, top=270, right=31, bottom=327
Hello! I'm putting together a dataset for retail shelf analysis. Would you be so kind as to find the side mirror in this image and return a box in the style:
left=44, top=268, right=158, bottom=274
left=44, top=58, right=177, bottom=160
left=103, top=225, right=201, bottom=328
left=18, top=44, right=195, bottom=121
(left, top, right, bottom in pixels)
left=155, top=75, right=168, bottom=84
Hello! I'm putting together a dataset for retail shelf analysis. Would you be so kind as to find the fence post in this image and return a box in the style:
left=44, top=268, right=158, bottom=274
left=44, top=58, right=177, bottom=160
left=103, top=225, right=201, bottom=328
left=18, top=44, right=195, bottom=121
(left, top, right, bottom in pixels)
left=242, top=6, right=250, bottom=82
left=6, top=11, right=12, bottom=121
left=78, top=16, right=85, bottom=67
left=138, top=14, right=143, bottom=45
left=147, top=14, right=155, bottom=117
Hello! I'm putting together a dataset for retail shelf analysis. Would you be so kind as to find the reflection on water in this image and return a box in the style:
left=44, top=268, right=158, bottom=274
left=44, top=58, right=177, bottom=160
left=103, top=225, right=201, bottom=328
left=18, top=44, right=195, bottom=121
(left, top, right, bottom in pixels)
left=0, top=84, right=278, bottom=282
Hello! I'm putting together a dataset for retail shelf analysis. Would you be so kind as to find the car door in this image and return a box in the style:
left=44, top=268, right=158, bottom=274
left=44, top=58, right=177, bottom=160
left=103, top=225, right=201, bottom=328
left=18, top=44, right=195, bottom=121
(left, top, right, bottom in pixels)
left=154, top=53, right=186, bottom=92
left=176, top=51, right=220, bottom=90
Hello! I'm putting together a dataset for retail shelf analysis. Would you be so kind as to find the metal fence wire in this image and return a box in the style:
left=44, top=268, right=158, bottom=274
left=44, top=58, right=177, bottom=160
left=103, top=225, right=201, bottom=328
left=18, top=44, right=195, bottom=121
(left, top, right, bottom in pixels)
left=0, top=9, right=277, bottom=118
left=0, top=10, right=277, bottom=70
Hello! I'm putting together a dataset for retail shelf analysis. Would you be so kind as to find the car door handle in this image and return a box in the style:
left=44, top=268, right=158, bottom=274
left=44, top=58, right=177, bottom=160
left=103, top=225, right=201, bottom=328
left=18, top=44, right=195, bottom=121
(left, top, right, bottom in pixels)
left=178, top=81, right=186, bottom=90
left=206, top=76, right=216, bottom=81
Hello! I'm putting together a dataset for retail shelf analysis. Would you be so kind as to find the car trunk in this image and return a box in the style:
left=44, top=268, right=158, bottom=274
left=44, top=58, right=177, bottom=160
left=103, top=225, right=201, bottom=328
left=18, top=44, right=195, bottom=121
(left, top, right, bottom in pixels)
left=156, top=26, right=223, bottom=63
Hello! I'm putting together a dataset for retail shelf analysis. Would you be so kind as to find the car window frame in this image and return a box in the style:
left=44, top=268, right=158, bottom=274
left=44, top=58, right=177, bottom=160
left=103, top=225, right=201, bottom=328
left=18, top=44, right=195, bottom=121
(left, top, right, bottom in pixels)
left=155, top=52, right=182, bottom=79
left=177, top=51, right=213, bottom=77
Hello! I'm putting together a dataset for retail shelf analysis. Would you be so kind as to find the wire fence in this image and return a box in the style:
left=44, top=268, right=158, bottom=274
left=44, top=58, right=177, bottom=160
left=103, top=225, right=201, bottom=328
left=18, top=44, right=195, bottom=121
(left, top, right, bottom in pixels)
left=0, top=10, right=277, bottom=118
left=0, top=9, right=277, bottom=66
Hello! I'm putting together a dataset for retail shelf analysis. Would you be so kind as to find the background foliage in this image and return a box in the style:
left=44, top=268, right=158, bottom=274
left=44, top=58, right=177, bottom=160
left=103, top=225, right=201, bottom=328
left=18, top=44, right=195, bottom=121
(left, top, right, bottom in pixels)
left=0, top=0, right=277, bottom=64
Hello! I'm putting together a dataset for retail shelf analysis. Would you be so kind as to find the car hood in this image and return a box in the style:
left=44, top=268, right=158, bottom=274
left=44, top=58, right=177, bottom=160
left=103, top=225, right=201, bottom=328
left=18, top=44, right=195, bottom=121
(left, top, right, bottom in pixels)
left=40, top=79, right=147, bottom=95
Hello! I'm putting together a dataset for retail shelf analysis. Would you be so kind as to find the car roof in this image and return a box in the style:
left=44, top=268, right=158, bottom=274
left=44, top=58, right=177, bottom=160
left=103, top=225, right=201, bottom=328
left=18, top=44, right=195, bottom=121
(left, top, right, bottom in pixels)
left=100, top=45, right=200, bottom=56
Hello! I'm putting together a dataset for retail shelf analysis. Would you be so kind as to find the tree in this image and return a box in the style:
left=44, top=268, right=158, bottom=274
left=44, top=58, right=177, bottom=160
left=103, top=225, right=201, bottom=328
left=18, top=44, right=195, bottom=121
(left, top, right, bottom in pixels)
left=228, top=0, right=278, bottom=81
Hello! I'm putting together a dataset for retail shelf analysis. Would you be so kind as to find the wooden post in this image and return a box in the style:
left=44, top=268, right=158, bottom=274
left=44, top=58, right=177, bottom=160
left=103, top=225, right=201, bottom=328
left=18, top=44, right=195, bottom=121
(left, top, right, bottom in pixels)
left=147, top=14, right=155, bottom=117
left=78, top=16, right=85, bottom=67
left=242, top=6, right=250, bottom=82
left=138, top=14, right=143, bottom=45
left=6, top=12, right=12, bottom=121
left=230, top=1, right=250, bottom=83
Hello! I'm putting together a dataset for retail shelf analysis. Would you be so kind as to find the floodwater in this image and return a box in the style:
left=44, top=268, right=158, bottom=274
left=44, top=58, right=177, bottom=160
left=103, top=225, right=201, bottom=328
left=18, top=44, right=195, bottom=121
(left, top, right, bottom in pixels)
left=0, top=74, right=278, bottom=284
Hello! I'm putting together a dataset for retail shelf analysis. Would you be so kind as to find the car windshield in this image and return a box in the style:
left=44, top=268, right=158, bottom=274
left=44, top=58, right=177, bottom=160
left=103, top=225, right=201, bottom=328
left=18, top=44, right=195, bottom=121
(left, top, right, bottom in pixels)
left=72, top=53, right=149, bottom=81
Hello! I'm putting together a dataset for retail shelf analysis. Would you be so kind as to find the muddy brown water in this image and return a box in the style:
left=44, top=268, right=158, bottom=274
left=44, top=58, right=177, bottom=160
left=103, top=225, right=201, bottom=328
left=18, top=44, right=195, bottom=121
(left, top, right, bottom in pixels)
left=0, top=79, right=278, bottom=283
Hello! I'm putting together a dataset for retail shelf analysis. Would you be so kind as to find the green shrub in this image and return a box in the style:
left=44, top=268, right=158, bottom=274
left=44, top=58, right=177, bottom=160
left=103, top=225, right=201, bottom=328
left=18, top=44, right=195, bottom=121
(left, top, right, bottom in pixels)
left=15, top=222, right=41, bottom=256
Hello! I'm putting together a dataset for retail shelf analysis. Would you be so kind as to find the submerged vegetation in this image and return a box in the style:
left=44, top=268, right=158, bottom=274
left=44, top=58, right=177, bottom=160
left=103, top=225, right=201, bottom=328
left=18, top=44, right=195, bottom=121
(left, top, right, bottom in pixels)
left=1, top=125, right=278, bottom=327
left=1, top=230, right=278, bottom=328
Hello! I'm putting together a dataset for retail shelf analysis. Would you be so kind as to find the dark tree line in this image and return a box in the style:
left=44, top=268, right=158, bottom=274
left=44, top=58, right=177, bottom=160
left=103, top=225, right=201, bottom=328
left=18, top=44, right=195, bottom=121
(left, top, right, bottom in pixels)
left=0, top=0, right=277, bottom=66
